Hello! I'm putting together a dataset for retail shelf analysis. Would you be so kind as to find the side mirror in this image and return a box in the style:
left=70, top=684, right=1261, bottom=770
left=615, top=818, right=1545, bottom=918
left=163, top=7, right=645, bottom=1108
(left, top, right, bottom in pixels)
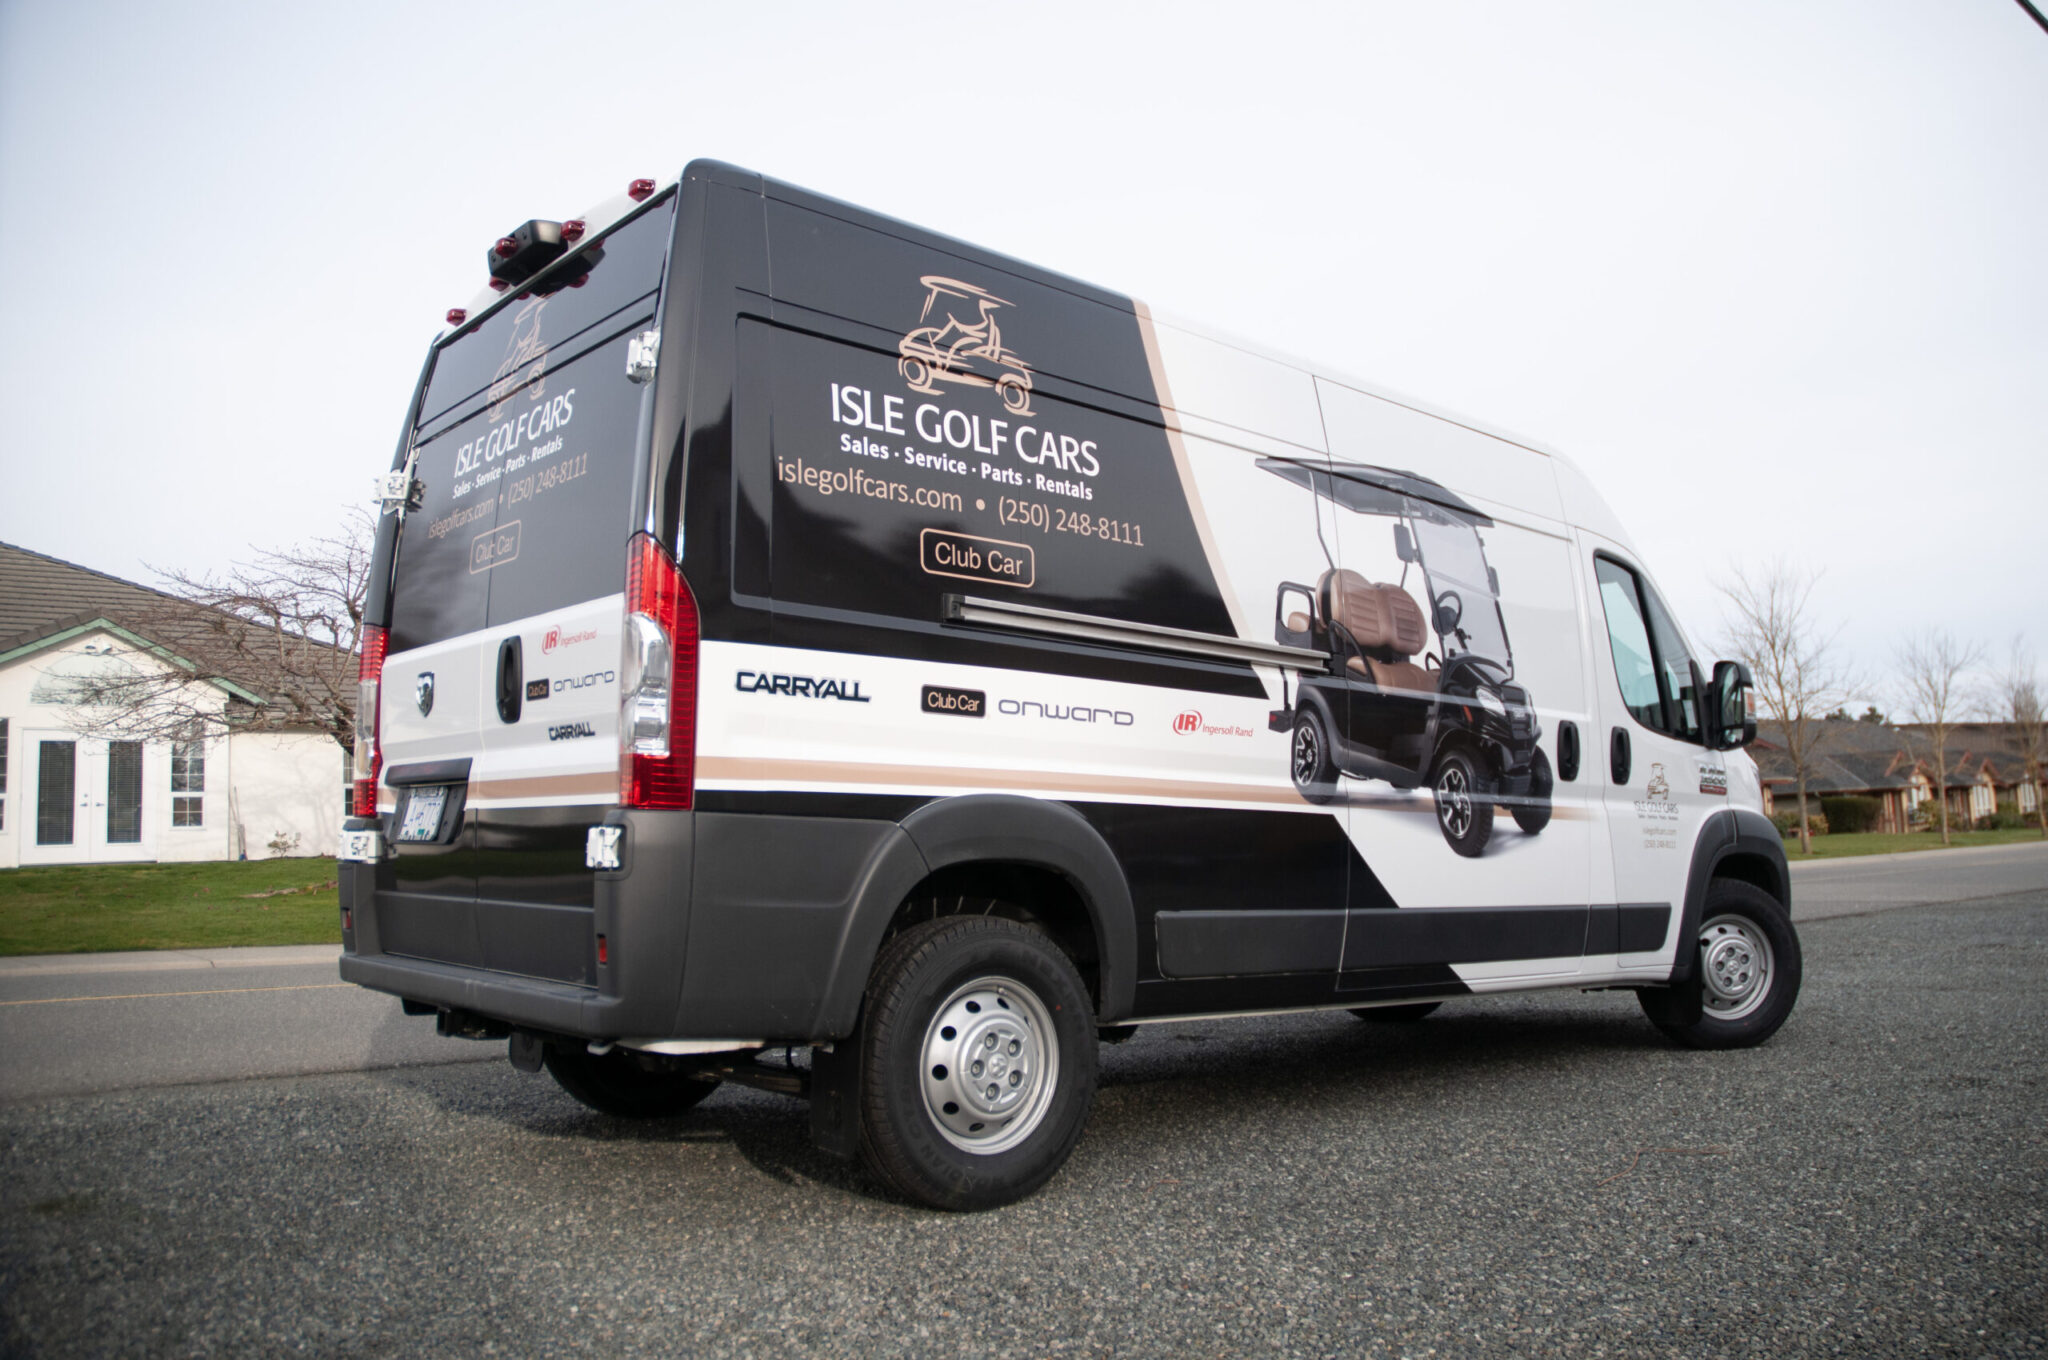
left=1709, top=660, right=1757, bottom=749
left=1393, top=525, right=1416, bottom=563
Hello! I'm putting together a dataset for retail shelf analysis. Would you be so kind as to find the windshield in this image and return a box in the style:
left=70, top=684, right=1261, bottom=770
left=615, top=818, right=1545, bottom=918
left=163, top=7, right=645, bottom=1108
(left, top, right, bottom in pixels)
left=1409, top=507, right=1511, bottom=671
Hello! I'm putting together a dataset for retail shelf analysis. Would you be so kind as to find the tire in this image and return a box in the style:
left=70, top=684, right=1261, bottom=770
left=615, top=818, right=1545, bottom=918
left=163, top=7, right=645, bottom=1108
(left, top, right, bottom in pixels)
left=1509, top=746, right=1553, bottom=835
left=1431, top=747, right=1494, bottom=857
left=1640, top=879, right=1802, bottom=1050
left=1291, top=708, right=1339, bottom=805
left=541, top=1045, right=721, bottom=1118
left=899, top=354, right=932, bottom=391
left=1349, top=1002, right=1442, bottom=1022
left=856, top=916, right=1097, bottom=1211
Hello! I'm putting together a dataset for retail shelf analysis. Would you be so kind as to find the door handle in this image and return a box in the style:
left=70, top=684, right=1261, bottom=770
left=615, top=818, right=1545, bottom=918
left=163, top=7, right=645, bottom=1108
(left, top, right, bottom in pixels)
left=1557, top=720, right=1580, bottom=782
left=1610, top=727, right=1631, bottom=785
left=496, top=636, right=523, bottom=724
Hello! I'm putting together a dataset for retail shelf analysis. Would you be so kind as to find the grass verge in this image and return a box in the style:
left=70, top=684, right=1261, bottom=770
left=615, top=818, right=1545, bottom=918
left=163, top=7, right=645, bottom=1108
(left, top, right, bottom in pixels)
left=0, top=859, right=341, bottom=955
left=1786, top=828, right=2046, bottom=860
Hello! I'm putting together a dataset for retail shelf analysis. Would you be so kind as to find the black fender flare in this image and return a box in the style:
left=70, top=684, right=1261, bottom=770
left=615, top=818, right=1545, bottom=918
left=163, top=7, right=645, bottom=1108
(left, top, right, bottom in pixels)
left=1669, top=806, right=1790, bottom=985
left=809, top=795, right=1137, bottom=1035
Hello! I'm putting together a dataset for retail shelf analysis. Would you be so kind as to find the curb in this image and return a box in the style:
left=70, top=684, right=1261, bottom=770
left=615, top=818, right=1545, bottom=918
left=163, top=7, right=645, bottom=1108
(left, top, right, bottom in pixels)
left=1787, top=839, right=2048, bottom=873
left=0, top=945, right=343, bottom=978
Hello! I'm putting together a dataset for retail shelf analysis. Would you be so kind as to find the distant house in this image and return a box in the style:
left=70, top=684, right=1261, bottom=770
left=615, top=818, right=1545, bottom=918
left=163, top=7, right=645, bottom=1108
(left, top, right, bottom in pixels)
left=1752, top=717, right=2040, bottom=832
left=0, top=542, right=346, bottom=867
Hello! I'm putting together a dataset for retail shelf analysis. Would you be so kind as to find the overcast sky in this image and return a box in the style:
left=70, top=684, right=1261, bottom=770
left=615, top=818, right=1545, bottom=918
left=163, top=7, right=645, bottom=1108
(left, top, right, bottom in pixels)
left=2, top=0, right=2042, bottom=713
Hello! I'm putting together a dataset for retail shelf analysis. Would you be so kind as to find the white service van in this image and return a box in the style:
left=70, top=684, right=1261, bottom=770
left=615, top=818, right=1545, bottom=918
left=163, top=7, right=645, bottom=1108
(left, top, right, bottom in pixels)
left=339, top=163, right=1798, bottom=1210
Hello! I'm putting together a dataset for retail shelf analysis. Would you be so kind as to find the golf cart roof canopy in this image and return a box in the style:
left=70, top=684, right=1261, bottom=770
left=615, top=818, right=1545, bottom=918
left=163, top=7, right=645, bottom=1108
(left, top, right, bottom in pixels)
left=1255, top=458, right=1493, bottom=527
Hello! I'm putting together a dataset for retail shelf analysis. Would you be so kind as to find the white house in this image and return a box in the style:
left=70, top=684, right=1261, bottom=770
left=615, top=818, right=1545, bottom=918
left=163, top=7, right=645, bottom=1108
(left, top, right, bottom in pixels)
left=0, top=544, right=346, bottom=867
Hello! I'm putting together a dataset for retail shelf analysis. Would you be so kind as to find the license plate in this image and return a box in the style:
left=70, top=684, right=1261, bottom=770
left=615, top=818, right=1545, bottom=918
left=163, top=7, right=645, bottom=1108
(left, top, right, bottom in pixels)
left=338, top=828, right=382, bottom=862
left=397, top=786, right=449, bottom=842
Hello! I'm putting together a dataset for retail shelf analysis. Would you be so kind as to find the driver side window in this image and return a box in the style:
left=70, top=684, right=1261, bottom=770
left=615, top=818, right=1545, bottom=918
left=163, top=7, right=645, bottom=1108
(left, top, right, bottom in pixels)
left=1594, top=555, right=1701, bottom=743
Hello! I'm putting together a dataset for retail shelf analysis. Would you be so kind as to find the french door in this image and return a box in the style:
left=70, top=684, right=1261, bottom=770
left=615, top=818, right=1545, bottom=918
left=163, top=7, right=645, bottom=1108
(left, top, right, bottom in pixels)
left=21, top=731, right=155, bottom=865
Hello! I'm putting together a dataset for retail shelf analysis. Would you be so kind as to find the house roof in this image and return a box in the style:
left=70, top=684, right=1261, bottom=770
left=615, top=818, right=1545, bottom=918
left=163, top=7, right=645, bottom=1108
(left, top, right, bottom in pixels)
left=1751, top=717, right=2035, bottom=793
left=0, top=542, right=193, bottom=655
left=0, top=541, right=346, bottom=721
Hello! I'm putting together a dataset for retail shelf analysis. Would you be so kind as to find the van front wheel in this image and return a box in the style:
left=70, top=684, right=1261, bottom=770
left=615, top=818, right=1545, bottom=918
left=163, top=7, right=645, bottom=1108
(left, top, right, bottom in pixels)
left=857, top=916, right=1097, bottom=1211
left=1640, top=879, right=1802, bottom=1049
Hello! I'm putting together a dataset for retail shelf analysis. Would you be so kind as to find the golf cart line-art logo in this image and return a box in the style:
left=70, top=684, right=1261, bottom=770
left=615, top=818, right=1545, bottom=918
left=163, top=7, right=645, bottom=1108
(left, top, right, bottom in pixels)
left=415, top=671, right=435, bottom=717
left=486, top=297, right=548, bottom=423
left=1645, top=763, right=1671, bottom=801
left=898, top=277, right=1035, bottom=416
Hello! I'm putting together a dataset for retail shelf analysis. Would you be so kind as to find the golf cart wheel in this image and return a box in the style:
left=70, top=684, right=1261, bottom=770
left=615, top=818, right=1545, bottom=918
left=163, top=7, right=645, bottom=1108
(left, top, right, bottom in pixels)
left=1510, top=747, right=1554, bottom=835
left=541, top=1045, right=721, bottom=1118
left=856, top=916, right=1097, bottom=1211
left=1291, top=708, right=1338, bottom=805
left=1431, top=747, right=1493, bottom=857
left=1641, top=880, right=1802, bottom=1050
left=996, top=372, right=1032, bottom=413
left=1349, top=1002, right=1443, bottom=1022
left=899, top=355, right=932, bottom=390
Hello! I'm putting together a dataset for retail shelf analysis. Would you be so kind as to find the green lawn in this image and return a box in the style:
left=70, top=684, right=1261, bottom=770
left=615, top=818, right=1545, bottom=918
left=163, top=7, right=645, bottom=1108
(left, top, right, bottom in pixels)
left=0, top=859, right=341, bottom=955
left=1786, top=827, right=2046, bottom=860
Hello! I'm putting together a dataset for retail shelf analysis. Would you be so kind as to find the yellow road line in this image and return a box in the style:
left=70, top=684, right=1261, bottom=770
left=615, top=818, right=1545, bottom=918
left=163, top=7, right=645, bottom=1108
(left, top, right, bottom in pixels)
left=0, top=983, right=354, bottom=1007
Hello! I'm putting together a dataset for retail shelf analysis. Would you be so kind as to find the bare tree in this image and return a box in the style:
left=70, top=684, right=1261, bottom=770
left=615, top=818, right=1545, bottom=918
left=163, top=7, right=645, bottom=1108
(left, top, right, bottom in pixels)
left=69, top=509, right=373, bottom=754
left=1717, top=561, right=1848, bottom=854
left=1895, top=629, right=1987, bottom=845
left=2000, top=637, right=2048, bottom=839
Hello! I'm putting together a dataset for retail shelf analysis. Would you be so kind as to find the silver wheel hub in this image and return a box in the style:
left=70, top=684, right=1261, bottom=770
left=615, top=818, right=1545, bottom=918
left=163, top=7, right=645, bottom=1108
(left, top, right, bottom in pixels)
left=1698, top=914, right=1774, bottom=1021
left=921, top=976, right=1060, bottom=1155
left=1438, top=765, right=1471, bottom=837
left=1293, top=723, right=1319, bottom=784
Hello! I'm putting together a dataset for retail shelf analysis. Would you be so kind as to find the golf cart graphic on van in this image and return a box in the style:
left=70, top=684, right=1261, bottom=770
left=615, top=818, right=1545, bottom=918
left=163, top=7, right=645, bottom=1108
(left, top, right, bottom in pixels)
left=486, top=296, right=549, bottom=422
left=898, top=276, right=1035, bottom=416
left=1259, top=458, right=1551, bottom=858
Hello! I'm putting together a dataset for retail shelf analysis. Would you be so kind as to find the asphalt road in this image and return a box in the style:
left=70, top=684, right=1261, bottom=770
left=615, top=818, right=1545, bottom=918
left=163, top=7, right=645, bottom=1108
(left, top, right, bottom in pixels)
left=1, top=845, right=2043, bottom=1357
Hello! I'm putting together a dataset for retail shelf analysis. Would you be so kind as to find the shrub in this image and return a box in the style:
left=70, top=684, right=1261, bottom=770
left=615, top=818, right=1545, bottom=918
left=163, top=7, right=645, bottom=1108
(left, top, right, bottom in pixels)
left=1821, top=796, right=1882, bottom=835
left=1773, top=809, right=1829, bottom=839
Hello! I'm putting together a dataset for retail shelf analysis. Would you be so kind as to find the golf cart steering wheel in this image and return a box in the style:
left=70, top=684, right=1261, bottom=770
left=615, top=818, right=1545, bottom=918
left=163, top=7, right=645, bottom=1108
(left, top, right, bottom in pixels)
left=1433, top=591, right=1462, bottom=636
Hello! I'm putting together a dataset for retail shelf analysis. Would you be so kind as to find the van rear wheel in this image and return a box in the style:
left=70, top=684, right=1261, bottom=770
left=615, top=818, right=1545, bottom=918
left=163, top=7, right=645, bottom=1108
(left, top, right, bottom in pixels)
left=856, top=916, right=1096, bottom=1211
left=541, top=1045, right=721, bottom=1118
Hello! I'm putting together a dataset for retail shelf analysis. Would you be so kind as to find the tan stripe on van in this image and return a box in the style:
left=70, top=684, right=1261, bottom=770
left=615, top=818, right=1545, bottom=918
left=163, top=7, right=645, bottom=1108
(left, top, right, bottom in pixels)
left=697, top=755, right=1310, bottom=807
left=1134, top=300, right=1253, bottom=647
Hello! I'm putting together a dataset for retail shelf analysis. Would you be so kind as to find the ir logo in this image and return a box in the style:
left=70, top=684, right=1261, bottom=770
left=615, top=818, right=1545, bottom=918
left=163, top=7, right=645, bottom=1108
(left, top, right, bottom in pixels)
left=1172, top=711, right=1201, bottom=736
left=542, top=627, right=561, bottom=654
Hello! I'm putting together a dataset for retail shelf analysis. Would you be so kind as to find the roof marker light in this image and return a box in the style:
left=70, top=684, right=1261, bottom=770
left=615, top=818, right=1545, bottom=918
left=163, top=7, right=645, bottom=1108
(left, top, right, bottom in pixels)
left=446, top=308, right=467, bottom=326
left=494, top=237, right=520, bottom=259
left=628, top=178, right=655, bottom=202
left=562, top=219, right=586, bottom=244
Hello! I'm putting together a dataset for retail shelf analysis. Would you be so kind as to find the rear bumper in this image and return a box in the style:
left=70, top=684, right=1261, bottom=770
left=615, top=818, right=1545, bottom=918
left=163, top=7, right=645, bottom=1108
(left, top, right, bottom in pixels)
left=339, top=806, right=696, bottom=1039
left=339, top=807, right=913, bottom=1044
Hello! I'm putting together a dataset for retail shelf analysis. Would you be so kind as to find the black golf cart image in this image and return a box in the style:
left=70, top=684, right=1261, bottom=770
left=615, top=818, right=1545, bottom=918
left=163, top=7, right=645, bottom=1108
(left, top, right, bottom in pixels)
left=1260, top=459, right=1551, bottom=856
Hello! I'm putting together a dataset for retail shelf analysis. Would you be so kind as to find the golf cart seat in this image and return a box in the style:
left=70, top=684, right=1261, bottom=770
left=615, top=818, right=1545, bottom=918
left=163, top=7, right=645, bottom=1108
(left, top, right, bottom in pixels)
left=1321, top=569, right=1437, bottom=694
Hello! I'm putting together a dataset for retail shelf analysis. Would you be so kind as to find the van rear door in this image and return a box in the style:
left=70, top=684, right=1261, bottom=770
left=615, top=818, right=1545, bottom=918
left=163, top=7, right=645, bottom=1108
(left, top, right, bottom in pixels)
left=376, top=196, right=674, bottom=974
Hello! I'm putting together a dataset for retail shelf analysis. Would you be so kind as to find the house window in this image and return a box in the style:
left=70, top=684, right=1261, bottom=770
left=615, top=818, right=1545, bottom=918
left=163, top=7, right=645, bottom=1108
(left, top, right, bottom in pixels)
left=2022, top=782, right=2039, bottom=814
left=171, top=741, right=204, bottom=827
left=0, top=717, right=8, bottom=832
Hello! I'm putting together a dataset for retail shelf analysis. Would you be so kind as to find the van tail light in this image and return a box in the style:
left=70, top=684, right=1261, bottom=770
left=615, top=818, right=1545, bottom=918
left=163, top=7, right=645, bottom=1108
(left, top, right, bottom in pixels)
left=353, top=624, right=388, bottom=816
left=620, top=533, right=698, bottom=809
